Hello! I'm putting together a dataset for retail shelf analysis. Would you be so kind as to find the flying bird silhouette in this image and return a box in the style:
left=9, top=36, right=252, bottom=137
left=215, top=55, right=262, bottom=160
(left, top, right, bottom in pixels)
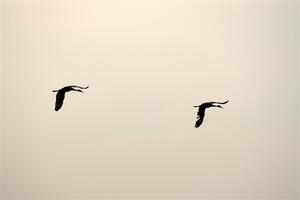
left=52, top=85, right=89, bottom=111
left=194, top=100, right=228, bottom=128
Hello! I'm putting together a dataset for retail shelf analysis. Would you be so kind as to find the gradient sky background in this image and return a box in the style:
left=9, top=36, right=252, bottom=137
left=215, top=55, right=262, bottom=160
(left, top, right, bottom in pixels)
left=1, top=1, right=299, bottom=199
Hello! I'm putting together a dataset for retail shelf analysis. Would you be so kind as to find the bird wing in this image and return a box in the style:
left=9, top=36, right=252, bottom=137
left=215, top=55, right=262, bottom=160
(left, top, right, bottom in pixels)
left=197, top=109, right=202, bottom=117
left=55, top=92, right=65, bottom=111
left=194, top=105, right=206, bottom=128
left=196, top=106, right=205, bottom=118
left=195, top=116, right=204, bottom=128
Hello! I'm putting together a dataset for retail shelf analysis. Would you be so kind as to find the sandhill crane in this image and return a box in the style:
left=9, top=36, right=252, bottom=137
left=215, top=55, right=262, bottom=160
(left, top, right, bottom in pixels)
left=52, top=85, right=89, bottom=111
left=194, top=100, right=228, bottom=128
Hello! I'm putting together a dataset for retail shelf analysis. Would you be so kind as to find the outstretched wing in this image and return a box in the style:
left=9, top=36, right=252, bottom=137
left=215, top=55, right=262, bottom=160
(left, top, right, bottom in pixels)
left=55, top=91, right=65, bottom=111
left=196, top=106, right=205, bottom=118
left=195, top=106, right=206, bottom=128
left=195, top=116, right=204, bottom=128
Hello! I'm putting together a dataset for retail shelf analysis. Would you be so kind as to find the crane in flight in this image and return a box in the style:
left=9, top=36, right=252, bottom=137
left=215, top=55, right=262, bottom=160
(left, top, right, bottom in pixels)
left=52, top=85, right=89, bottom=111
left=194, top=100, right=228, bottom=128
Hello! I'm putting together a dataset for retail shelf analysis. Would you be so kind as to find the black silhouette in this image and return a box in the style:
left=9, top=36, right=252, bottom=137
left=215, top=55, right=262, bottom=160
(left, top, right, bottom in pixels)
left=194, top=100, right=228, bottom=128
left=52, top=85, right=89, bottom=111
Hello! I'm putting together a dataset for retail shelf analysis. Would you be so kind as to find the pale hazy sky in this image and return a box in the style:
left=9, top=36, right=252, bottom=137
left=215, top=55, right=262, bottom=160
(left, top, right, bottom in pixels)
left=1, top=1, right=299, bottom=199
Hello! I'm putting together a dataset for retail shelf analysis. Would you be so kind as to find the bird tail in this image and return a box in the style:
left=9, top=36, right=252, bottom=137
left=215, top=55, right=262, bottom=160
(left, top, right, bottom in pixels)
left=69, top=85, right=89, bottom=89
left=209, top=100, right=229, bottom=104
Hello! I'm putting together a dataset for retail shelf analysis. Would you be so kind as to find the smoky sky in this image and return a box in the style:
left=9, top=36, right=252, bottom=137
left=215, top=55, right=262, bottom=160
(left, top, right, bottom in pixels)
left=1, top=1, right=299, bottom=199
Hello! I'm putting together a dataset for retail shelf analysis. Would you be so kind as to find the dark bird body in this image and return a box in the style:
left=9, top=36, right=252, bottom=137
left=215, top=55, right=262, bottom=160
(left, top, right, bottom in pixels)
left=52, top=85, right=89, bottom=111
left=194, top=100, right=228, bottom=128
